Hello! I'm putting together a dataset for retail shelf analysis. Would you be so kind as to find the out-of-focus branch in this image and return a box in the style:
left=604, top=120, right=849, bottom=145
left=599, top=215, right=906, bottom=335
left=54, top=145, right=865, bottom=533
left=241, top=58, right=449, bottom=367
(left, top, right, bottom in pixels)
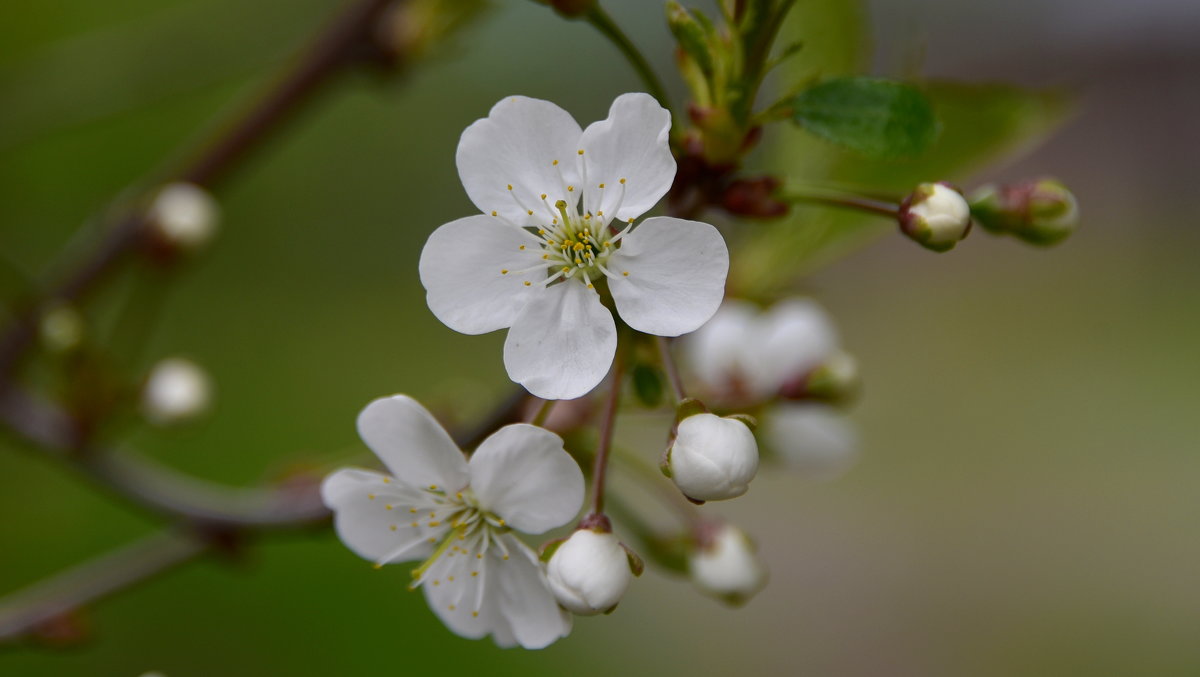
left=0, top=0, right=401, bottom=383
left=0, top=529, right=208, bottom=644
left=0, top=387, right=330, bottom=528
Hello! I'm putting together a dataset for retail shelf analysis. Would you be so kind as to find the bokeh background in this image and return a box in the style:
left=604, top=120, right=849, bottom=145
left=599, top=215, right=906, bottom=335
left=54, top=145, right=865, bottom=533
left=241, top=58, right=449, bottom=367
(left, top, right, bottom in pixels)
left=2, top=1, right=1198, bottom=675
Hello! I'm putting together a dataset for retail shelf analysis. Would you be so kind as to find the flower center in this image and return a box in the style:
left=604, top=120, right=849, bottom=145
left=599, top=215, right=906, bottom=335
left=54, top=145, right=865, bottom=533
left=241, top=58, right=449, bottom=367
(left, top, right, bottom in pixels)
left=408, top=486, right=509, bottom=589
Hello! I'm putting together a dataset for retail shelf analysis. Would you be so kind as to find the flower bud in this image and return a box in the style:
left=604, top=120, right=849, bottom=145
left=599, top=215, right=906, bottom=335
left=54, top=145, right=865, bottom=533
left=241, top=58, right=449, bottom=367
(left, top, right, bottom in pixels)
left=898, top=182, right=971, bottom=252
left=762, top=403, right=859, bottom=481
left=970, top=178, right=1078, bottom=246
left=38, top=304, right=85, bottom=354
left=780, top=350, right=860, bottom=403
left=544, top=527, right=634, bottom=616
left=148, top=183, right=219, bottom=251
left=689, top=523, right=767, bottom=606
left=666, top=413, right=759, bottom=502
left=142, top=357, right=212, bottom=426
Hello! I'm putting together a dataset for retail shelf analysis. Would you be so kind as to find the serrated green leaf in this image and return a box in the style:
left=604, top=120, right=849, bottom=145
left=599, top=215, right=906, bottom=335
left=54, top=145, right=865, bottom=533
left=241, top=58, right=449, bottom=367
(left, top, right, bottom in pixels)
left=790, top=77, right=938, bottom=158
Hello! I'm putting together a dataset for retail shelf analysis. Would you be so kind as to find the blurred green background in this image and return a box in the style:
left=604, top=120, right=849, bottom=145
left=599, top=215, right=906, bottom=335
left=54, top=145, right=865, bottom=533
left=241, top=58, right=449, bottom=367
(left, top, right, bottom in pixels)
left=2, top=0, right=1198, bottom=675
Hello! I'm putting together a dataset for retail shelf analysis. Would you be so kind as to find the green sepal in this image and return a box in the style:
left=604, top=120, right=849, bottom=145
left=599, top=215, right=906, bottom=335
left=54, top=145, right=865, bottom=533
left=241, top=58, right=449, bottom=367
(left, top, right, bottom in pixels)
left=538, top=537, right=567, bottom=562
left=675, top=397, right=709, bottom=422
left=666, top=2, right=715, bottom=80
left=621, top=543, right=646, bottom=577
left=726, top=413, right=758, bottom=431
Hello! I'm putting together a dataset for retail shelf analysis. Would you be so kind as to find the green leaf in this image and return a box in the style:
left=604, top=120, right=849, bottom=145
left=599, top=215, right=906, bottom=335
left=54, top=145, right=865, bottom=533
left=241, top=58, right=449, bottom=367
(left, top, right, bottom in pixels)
left=790, top=77, right=938, bottom=158
left=736, top=81, right=1073, bottom=296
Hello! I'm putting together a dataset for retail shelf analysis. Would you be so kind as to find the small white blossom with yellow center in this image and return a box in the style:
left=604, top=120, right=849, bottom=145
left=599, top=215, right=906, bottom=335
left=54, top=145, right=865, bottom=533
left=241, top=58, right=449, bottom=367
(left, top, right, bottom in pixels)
left=419, top=93, right=729, bottom=400
left=322, top=395, right=585, bottom=649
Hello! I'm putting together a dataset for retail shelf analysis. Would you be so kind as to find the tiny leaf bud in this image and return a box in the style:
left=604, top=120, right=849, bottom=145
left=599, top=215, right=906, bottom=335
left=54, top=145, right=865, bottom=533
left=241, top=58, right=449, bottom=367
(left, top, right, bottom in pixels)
left=142, top=357, right=212, bottom=426
left=970, top=178, right=1078, bottom=246
left=148, top=183, right=219, bottom=251
left=667, top=412, right=759, bottom=502
left=898, top=182, right=971, bottom=252
left=545, top=527, right=634, bottom=616
left=689, top=523, right=768, bottom=606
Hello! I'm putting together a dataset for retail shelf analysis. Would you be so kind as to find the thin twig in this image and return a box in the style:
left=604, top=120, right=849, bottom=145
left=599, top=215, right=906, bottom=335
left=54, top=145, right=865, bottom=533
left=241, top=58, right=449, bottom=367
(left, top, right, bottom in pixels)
left=781, top=190, right=900, bottom=218
left=584, top=6, right=672, bottom=110
left=589, top=359, right=623, bottom=515
left=0, top=529, right=208, bottom=643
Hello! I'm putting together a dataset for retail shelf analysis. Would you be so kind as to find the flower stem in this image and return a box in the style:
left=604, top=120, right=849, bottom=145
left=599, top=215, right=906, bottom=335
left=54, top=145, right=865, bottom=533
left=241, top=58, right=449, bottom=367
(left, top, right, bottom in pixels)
left=780, top=187, right=900, bottom=218
left=529, top=398, right=556, bottom=427
left=589, top=356, right=624, bottom=515
left=657, top=336, right=687, bottom=403
left=584, top=6, right=672, bottom=110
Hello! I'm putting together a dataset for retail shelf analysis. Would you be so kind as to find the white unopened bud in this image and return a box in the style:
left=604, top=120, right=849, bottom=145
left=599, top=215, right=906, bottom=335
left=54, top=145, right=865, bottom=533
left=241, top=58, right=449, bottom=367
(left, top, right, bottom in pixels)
left=666, top=413, right=759, bottom=502
left=545, top=528, right=633, bottom=616
left=689, top=524, right=767, bottom=606
left=39, top=304, right=84, bottom=353
left=142, top=358, right=212, bottom=426
left=762, top=403, right=858, bottom=481
left=148, top=183, right=219, bottom=250
left=899, top=182, right=971, bottom=252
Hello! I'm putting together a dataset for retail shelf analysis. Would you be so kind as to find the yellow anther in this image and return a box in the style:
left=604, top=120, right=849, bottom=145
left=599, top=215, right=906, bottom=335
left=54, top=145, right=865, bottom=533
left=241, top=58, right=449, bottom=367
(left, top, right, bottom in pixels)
left=428, top=537, right=436, bottom=543
left=540, top=193, right=547, bottom=200
left=524, top=281, right=531, bottom=286
left=373, top=563, right=383, bottom=570
left=506, top=184, right=512, bottom=191
left=389, top=525, right=397, bottom=531
left=502, top=554, right=509, bottom=561
left=567, top=185, right=574, bottom=192
left=561, top=267, right=570, bottom=273
left=622, top=271, right=629, bottom=276
left=497, top=519, right=505, bottom=526
left=587, top=284, right=594, bottom=289
left=428, top=521, right=441, bottom=527
left=597, top=210, right=604, bottom=216
left=491, top=210, right=497, bottom=216
left=456, top=492, right=463, bottom=499
left=385, top=505, right=393, bottom=510
left=382, top=477, right=391, bottom=484
left=448, top=576, right=455, bottom=582
left=409, top=507, right=417, bottom=513
left=501, top=269, right=509, bottom=275
left=552, top=159, right=559, bottom=166
left=619, top=178, right=626, bottom=184
left=573, top=242, right=585, bottom=251
left=542, top=254, right=549, bottom=260
left=627, top=218, right=634, bottom=224
left=472, top=611, right=479, bottom=618
left=411, top=522, right=418, bottom=527
left=471, top=571, right=479, bottom=577
left=433, top=580, right=440, bottom=586
left=519, top=245, right=525, bottom=250
left=527, top=209, right=533, bottom=215
left=429, top=485, right=437, bottom=490
left=368, top=494, right=376, bottom=500
left=599, top=183, right=605, bottom=189
left=476, top=553, right=483, bottom=559
left=449, top=604, right=456, bottom=611
left=577, top=149, right=584, bottom=155
left=603, top=241, right=611, bottom=246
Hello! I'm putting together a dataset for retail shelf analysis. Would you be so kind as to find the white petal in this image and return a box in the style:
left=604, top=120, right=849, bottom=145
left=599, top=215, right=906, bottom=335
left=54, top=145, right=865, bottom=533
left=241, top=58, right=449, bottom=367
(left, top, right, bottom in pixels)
left=684, top=301, right=758, bottom=393
left=503, top=282, right=616, bottom=400
left=422, top=538, right=499, bottom=642
left=469, top=424, right=584, bottom=534
left=494, top=535, right=572, bottom=649
left=577, top=93, right=674, bottom=224
left=419, top=215, right=547, bottom=335
left=608, top=217, right=729, bottom=336
left=320, top=468, right=436, bottom=563
left=763, top=404, right=859, bottom=481
left=357, top=395, right=469, bottom=492
left=457, top=96, right=582, bottom=228
left=742, top=299, right=839, bottom=397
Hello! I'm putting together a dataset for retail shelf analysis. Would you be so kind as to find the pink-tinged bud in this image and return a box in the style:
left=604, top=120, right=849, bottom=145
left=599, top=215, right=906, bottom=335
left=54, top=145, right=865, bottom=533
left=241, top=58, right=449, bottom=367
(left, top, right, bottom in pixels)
left=971, top=178, right=1078, bottom=246
left=898, top=182, right=972, bottom=252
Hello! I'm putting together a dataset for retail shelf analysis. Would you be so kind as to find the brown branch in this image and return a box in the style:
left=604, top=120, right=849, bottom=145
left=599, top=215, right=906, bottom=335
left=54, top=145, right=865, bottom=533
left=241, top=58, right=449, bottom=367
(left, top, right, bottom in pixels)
left=0, top=529, right=208, bottom=644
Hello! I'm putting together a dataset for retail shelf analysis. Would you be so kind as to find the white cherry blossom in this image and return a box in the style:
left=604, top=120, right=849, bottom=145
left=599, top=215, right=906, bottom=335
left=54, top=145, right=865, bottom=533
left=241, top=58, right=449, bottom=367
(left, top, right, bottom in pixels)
left=687, top=298, right=839, bottom=402
left=322, top=395, right=585, bottom=649
left=420, top=93, right=729, bottom=400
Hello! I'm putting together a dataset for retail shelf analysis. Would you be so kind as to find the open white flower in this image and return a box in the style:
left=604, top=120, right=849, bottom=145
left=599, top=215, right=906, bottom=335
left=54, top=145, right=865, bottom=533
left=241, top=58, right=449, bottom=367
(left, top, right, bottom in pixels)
left=322, top=395, right=585, bottom=649
left=420, top=93, right=729, bottom=400
left=687, top=299, right=838, bottom=401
